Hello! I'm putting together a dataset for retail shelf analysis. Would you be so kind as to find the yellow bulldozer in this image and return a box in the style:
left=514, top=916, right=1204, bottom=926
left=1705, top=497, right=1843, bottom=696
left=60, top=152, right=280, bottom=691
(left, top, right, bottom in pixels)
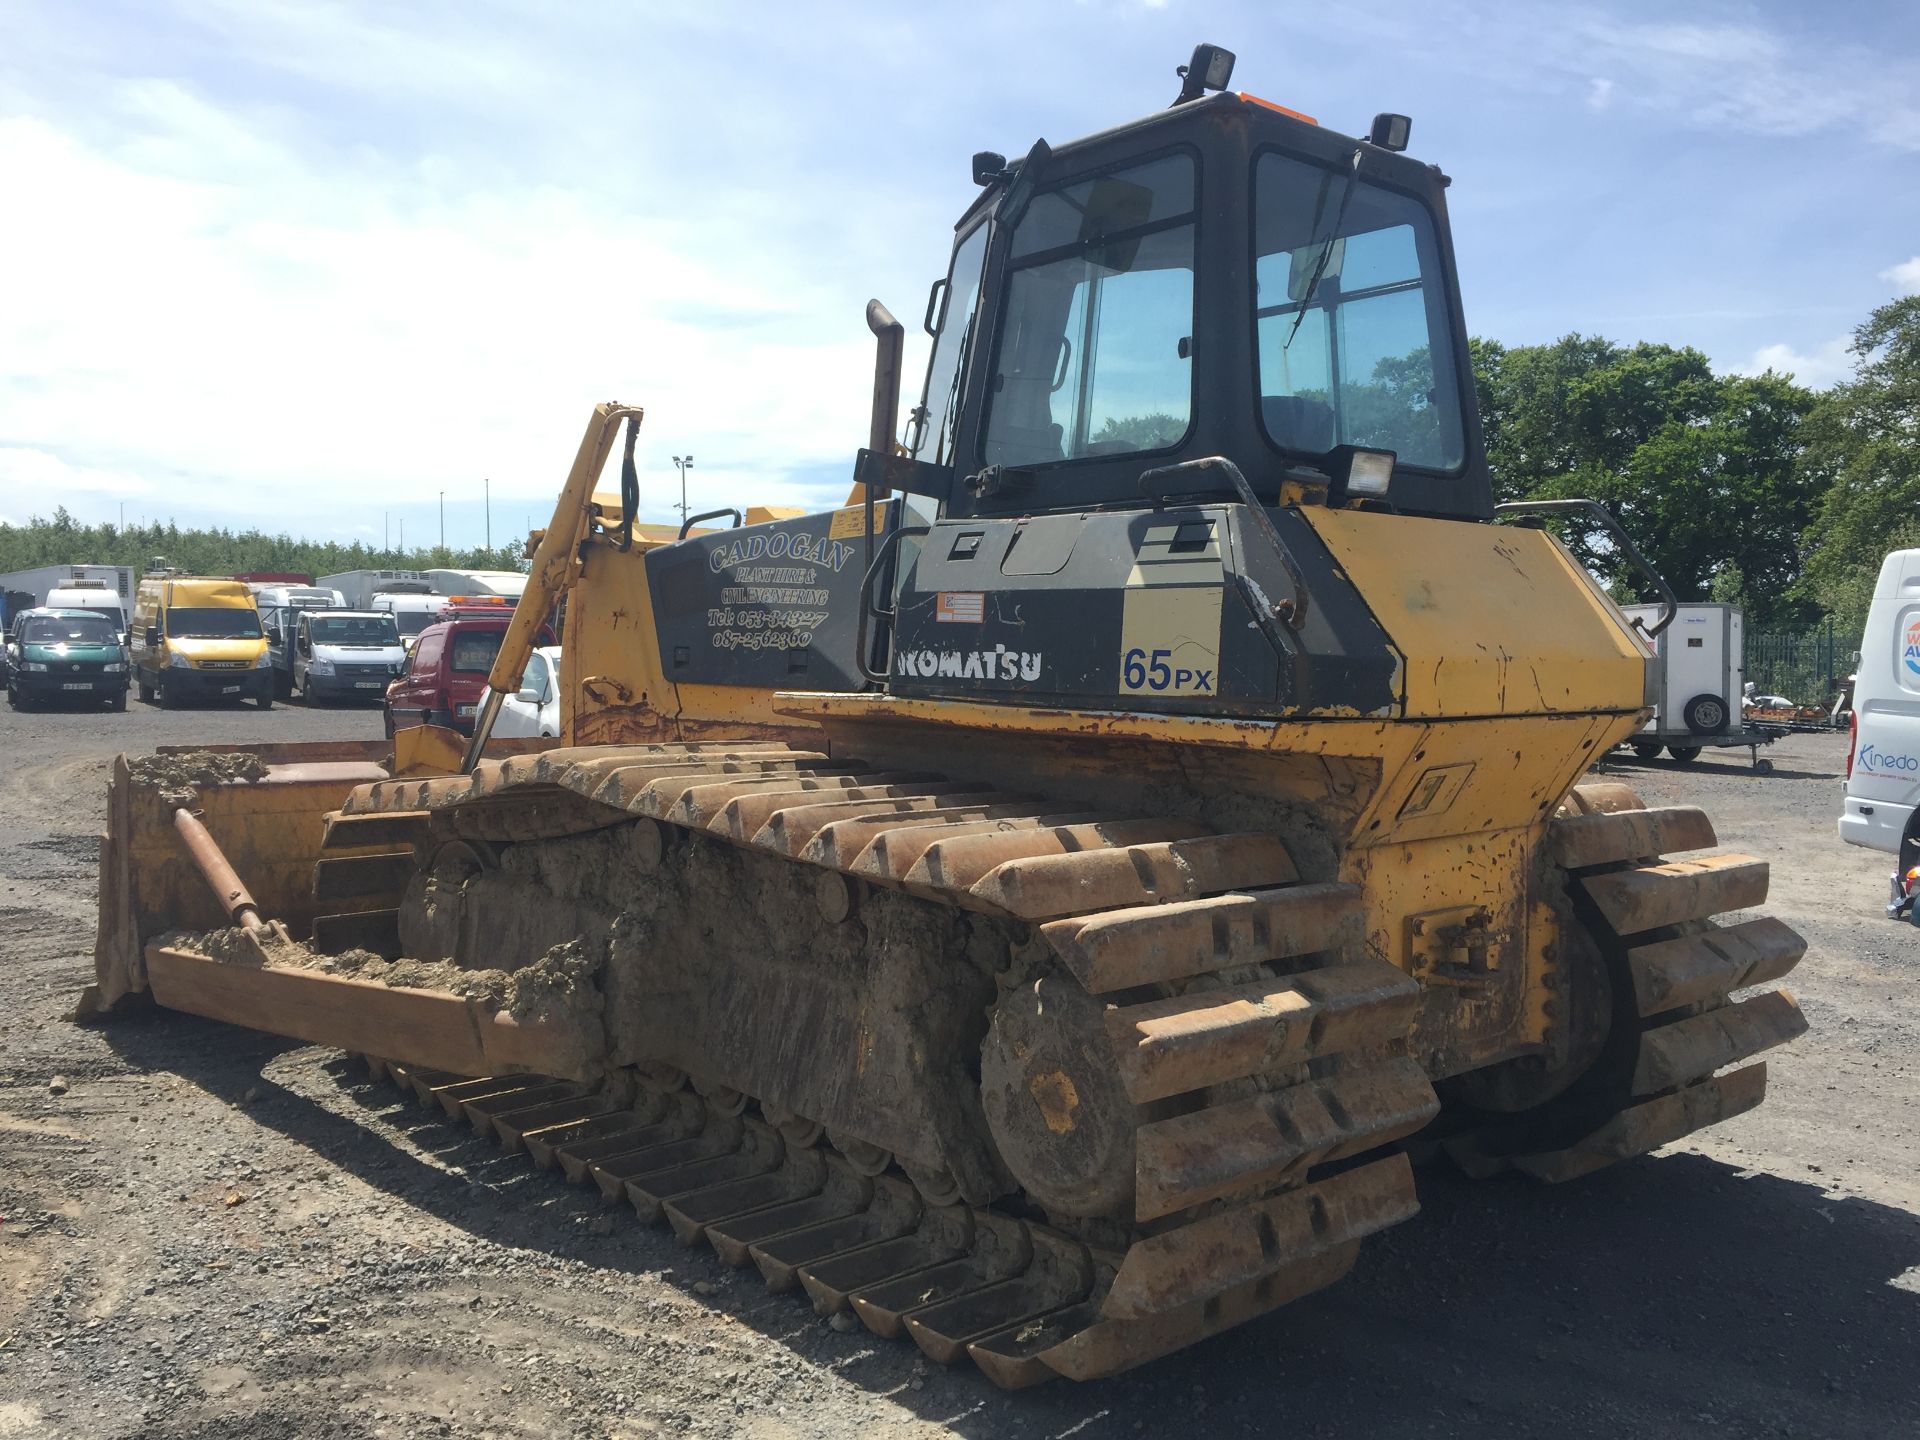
left=85, top=45, right=1808, bottom=1386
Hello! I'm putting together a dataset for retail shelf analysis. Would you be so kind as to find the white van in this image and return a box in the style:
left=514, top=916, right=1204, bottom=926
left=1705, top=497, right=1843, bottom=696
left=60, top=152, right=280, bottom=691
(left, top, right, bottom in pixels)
left=46, top=581, right=129, bottom=640
left=1838, top=550, right=1920, bottom=881
left=371, top=591, right=450, bottom=647
left=290, top=608, right=407, bottom=704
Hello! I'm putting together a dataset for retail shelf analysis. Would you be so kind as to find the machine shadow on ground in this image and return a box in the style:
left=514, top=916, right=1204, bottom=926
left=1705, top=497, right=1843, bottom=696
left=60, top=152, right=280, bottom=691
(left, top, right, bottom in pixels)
left=98, top=1007, right=1920, bottom=1439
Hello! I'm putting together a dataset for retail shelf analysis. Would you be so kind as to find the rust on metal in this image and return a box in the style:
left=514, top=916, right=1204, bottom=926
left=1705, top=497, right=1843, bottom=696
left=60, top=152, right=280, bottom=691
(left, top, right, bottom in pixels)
left=1545, top=804, right=1717, bottom=869
left=1626, top=916, right=1806, bottom=1015
left=1514, top=1062, right=1769, bottom=1182
left=967, top=833, right=1299, bottom=921
left=1630, top=989, right=1806, bottom=1095
left=1042, top=882, right=1364, bottom=993
left=1579, top=853, right=1771, bottom=935
left=1107, top=959, right=1421, bottom=1103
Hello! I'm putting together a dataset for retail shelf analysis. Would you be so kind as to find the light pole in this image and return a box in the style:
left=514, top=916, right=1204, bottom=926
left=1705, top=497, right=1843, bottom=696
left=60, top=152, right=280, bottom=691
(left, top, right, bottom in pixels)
left=484, top=478, right=491, bottom=552
left=672, top=455, right=694, bottom=524
left=438, top=490, right=445, bottom=552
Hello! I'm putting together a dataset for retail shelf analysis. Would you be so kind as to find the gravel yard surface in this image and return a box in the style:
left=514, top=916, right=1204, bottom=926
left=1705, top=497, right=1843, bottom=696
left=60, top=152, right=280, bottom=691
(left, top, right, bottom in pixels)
left=2, top=700, right=1915, bottom=1439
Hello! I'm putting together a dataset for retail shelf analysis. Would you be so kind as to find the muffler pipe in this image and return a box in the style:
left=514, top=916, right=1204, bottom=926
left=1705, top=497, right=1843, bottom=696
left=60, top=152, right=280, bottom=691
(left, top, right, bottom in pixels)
left=172, top=807, right=267, bottom=935
left=863, top=299, right=905, bottom=573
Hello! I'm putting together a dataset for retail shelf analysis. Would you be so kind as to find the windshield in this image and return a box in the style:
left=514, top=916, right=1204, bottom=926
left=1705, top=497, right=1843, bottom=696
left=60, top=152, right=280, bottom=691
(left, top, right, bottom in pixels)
left=388, top=609, right=437, bottom=636
left=912, top=222, right=989, bottom=465
left=982, top=152, right=1197, bottom=469
left=520, top=653, right=551, bottom=699
left=449, top=629, right=504, bottom=673
left=24, top=615, right=119, bottom=645
left=1252, top=151, right=1465, bottom=471
left=165, top=607, right=263, bottom=640
left=310, top=615, right=400, bottom=646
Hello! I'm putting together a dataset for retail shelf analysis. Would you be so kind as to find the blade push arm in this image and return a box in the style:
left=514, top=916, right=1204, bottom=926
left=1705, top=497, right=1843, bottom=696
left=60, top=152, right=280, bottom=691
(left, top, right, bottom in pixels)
left=462, top=402, right=644, bottom=772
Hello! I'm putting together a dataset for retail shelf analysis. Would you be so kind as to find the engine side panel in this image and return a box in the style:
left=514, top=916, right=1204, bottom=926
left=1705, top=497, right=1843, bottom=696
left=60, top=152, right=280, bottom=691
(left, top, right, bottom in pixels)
left=885, top=505, right=1401, bottom=718
left=644, top=505, right=886, bottom=696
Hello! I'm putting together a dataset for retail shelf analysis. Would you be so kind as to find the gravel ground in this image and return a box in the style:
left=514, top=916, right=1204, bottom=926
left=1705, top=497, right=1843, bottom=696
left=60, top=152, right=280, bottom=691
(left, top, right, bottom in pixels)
left=1, top=698, right=1917, bottom=1439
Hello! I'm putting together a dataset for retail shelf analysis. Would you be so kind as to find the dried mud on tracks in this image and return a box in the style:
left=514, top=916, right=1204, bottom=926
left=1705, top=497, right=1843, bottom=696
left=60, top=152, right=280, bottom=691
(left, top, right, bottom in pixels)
left=1, top=711, right=1917, bottom=1438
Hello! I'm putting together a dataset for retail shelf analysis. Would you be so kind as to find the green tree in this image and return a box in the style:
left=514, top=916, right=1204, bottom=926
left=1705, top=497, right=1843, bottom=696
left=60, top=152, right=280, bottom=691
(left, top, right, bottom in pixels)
left=0, top=513, right=530, bottom=583
left=1796, top=296, right=1920, bottom=636
left=1469, top=335, right=1820, bottom=623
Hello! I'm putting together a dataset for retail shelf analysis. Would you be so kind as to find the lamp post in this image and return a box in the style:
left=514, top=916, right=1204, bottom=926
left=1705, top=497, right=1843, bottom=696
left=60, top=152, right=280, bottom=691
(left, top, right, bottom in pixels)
left=484, top=478, right=491, bottom=552
left=672, top=455, right=694, bottom=524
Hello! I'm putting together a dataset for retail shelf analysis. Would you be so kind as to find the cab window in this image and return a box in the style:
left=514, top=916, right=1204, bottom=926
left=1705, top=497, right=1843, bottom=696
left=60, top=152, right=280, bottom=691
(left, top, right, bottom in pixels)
left=24, top=615, right=118, bottom=645
left=520, top=653, right=551, bottom=700
left=913, top=223, right=989, bottom=466
left=164, top=607, right=264, bottom=639
left=449, top=629, right=505, bottom=673
left=1252, top=151, right=1465, bottom=471
left=982, top=153, right=1197, bottom=469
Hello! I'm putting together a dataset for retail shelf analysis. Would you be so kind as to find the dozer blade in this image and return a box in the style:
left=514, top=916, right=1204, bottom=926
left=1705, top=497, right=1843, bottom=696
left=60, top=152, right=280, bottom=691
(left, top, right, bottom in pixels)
left=90, top=744, right=395, bottom=1014
left=142, top=946, right=602, bottom=1081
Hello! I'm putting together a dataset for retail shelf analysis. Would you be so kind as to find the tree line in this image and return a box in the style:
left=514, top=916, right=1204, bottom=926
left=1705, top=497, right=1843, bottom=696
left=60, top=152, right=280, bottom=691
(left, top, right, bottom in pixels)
left=0, top=511, right=529, bottom=584
left=1475, top=295, right=1917, bottom=638
left=3, top=293, right=1913, bottom=638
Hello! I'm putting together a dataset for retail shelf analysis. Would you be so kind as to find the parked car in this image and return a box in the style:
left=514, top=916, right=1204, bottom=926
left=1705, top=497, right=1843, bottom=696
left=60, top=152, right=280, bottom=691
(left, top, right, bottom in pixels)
left=383, top=606, right=551, bottom=737
left=292, top=610, right=407, bottom=705
left=493, top=645, right=562, bottom=738
left=130, top=575, right=273, bottom=709
left=5, top=608, right=130, bottom=710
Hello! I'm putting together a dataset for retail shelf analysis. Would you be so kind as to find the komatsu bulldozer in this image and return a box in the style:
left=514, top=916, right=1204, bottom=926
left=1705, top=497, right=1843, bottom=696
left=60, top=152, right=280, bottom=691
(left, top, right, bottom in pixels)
left=86, top=46, right=1810, bottom=1386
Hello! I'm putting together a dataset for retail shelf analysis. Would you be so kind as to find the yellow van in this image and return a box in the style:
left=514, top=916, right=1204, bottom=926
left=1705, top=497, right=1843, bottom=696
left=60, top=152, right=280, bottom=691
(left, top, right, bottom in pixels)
left=130, top=576, right=275, bottom=709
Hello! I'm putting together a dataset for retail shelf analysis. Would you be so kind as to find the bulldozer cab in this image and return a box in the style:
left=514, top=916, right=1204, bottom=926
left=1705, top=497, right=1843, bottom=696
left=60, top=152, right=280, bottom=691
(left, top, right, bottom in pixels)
left=904, top=85, right=1491, bottom=524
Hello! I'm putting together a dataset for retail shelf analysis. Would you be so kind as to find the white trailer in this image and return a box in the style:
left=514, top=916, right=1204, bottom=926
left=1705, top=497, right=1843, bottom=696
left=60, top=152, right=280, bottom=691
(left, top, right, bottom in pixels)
left=2, top=563, right=136, bottom=626
left=1619, top=601, right=1781, bottom=771
left=2, top=563, right=135, bottom=605
left=422, top=568, right=526, bottom=600
left=316, top=569, right=433, bottom=609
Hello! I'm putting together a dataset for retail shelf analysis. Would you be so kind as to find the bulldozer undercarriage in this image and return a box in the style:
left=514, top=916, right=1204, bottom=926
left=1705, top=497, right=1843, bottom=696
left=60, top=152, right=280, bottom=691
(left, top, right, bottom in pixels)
left=129, top=742, right=1806, bottom=1386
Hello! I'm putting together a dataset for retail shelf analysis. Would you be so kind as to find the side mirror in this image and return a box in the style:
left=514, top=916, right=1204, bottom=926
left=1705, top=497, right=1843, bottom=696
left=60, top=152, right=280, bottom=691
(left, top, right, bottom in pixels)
left=145, top=626, right=159, bottom=647
left=515, top=686, right=540, bottom=704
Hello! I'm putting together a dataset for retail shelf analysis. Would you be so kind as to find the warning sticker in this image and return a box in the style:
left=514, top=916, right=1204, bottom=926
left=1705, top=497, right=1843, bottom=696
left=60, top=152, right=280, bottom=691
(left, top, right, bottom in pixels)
left=828, top=501, right=890, bottom=540
left=936, top=592, right=985, bottom=624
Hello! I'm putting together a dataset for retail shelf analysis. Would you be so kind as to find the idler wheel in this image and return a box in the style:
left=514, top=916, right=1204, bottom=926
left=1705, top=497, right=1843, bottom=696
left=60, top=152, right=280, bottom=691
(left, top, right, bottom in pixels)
left=980, top=972, right=1141, bottom=1219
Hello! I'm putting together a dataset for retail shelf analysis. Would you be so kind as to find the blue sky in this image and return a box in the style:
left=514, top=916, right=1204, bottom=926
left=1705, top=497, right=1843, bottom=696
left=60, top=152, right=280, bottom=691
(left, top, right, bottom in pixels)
left=2, top=1, right=1916, bottom=546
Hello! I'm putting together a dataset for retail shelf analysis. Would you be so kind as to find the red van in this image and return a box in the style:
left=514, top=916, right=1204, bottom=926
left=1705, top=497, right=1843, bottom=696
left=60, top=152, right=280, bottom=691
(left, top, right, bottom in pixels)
left=383, top=603, right=552, bottom=736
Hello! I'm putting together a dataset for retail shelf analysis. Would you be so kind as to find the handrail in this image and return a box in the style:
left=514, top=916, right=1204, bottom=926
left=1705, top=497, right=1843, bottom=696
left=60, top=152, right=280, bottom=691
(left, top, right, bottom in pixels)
left=1494, top=498, right=1678, bottom=637
left=1138, top=456, right=1309, bottom=628
left=855, top=523, right=929, bottom=684
left=678, top=508, right=742, bottom=541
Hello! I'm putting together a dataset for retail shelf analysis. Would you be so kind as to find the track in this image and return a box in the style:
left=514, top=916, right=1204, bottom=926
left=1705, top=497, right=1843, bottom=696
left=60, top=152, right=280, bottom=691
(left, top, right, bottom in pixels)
left=320, top=746, right=1807, bottom=1384
left=1447, top=782, right=1809, bottom=1177
left=328, top=741, right=1440, bottom=1384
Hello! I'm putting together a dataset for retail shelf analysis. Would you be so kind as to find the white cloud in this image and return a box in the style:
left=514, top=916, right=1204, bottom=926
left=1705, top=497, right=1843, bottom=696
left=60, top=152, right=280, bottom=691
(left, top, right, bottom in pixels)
left=0, top=62, right=901, bottom=533
left=1884, top=257, right=1920, bottom=296
left=0, top=446, right=157, bottom=505
left=1735, top=337, right=1854, bottom=389
left=1417, top=7, right=1920, bottom=151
